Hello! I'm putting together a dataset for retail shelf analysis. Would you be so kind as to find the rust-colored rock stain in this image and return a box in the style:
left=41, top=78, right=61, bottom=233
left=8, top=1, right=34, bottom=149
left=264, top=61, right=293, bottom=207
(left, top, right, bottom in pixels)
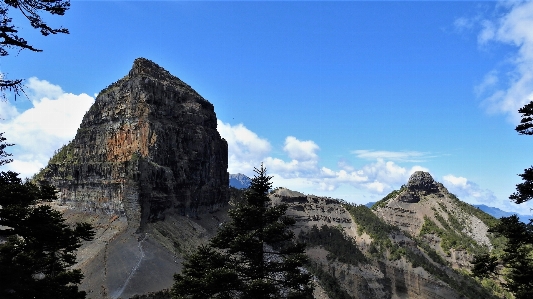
left=106, top=121, right=157, bottom=162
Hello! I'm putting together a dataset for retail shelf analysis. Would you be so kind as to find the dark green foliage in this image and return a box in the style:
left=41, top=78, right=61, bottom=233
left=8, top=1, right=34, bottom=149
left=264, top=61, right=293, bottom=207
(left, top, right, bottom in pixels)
left=371, top=187, right=404, bottom=210
left=471, top=253, right=498, bottom=278
left=344, top=204, right=396, bottom=242
left=130, top=290, right=171, bottom=299
left=173, top=164, right=313, bottom=299
left=509, top=166, right=533, bottom=204
left=344, top=204, right=413, bottom=262
left=0, top=0, right=70, bottom=96
left=345, top=201, right=493, bottom=298
left=471, top=101, right=533, bottom=299
left=172, top=245, right=241, bottom=299
left=441, top=197, right=507, bottom=254
left=343, top=203, right=398, bottom=254
left=229, top=186, right=246, bottom=205
left=515, top=101, right=533, bottom=136
left=473, top=215, right=533, bottom=299
left=510, top=100, right=533, bottom=204
left=48, top=142, right=75, bottom=164
left=419, top=215, right=483, bottom=254
left=403, top=246, right=495, bottom=299
left=299, top=224, right=367, bottom=265
left=0, top=132, right=13, bottom=166
left=412, top=236, right=449, bottom=266
left=305, top=261, right=353, bottom=299
left=446, top=193, right=500, bottom=228
left=0, top=170, right=95, bottom=298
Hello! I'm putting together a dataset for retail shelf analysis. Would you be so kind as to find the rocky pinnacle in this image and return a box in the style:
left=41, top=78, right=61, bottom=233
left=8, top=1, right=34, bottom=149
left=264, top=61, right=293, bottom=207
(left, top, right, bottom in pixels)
left=39, top=58, right=229, bottom=229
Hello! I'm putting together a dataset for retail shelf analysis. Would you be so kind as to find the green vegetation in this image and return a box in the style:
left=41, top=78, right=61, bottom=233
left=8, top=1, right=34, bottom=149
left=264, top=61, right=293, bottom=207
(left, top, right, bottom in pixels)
left=402, top=246, right=495, bottom=299
left=471, top=101, right=533, bottom=299
left=371, top=187, right=404, bottom=210
left=300, top=224, right=367, bottom=265
left=447, top=193, right=500, bottom=228
left=472, top=215, right=533, bottom=299
left=0, top=0, right=70, bottom=97
left=0, top=136, right=95, bottom=299
left=344, top=204, right=396, bottom=242
left=419, top=215, right=484, bottom=254
left=172, top=164, right=313, bottom=299
left=305, top=261, right=354, bottom=299
left=344, top=204, right=412, bottom=261
left=48, top=141, right=75, bottom=164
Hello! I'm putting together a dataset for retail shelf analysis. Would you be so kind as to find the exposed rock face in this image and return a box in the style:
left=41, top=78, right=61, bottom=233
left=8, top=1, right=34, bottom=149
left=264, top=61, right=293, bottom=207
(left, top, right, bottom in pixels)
left=398, top=171, right=439, bottom=203
left=269, top=188, right=484, bottom=299
left=39, top=58, right=229, bottom=229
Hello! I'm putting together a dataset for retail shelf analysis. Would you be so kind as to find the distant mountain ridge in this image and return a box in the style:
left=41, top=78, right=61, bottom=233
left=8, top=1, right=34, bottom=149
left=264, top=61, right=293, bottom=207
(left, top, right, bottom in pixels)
left=474, top=204, right=531, bottom=223
left=229, top=173, right=251, bottom=189
left=365, top=202, right=531, bottom=223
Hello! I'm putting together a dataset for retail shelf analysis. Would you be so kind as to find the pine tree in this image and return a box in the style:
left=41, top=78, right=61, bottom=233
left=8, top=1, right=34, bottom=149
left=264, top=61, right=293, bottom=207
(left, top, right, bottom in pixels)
left=0, top=135, right=95, bottom=298
left=472, top=101, right=533, bottom=299
left=173, top=164, right=313, bottom=299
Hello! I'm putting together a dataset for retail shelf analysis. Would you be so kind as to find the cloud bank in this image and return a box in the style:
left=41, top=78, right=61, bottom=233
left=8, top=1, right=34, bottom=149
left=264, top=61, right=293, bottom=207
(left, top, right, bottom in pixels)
left=470, top=1, right=533, bottom=122
left=217, top=120, right=427, bottom=196
left=0, top=78, right=94, bottom=178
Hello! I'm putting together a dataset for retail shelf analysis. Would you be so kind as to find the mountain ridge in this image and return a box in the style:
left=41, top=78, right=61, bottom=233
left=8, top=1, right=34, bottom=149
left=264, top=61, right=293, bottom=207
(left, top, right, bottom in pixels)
left=229, top=173, right=251, bottom=189
left=34, top=59, right=506, bottom=299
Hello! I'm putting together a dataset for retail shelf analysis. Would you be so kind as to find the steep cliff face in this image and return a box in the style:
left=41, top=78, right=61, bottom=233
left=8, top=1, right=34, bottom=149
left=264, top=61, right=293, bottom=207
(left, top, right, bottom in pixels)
left=39, top=58, right=229, bottom=229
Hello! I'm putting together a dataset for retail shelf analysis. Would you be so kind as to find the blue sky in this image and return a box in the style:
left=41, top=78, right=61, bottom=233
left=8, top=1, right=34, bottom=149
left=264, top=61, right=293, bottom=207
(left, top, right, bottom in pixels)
left=1, top=1, right=533, bottom=215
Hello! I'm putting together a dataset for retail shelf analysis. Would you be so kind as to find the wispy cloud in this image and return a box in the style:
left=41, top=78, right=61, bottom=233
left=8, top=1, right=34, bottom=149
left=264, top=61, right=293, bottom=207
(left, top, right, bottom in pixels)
left=217, top=123, right=428, bottom=195
left=442, top=174, right=496, bottom=202
left=473, top=1, right=533, bottom=122
left=442, top=173, right=533, bottom=215
left=351, top=149, right=430, bottom=162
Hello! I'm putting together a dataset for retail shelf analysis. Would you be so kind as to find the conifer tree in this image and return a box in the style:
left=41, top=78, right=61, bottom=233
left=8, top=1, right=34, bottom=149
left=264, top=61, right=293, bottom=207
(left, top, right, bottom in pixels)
left=173, top=164, right=313, bottom=299
left=472, top=101, right=533, bottom=299
left=0, top=134, right=95, bottom=299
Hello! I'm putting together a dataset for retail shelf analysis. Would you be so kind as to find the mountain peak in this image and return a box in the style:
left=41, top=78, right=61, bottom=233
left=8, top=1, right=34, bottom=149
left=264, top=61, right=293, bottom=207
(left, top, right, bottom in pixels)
left=128, top=57, right=178, bottom=82
left=39, top=58, right=228, bottom=226
left=406, top=171, right=438, bottom=193
left=229, top=173, right=251, bottom=189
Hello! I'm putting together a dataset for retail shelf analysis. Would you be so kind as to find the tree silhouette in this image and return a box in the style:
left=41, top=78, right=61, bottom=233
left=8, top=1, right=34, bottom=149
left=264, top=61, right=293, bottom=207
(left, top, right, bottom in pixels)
left=0, top=0, right=70, bottom=97
left=172, top=164, right=313, bottom=299
left=472, top=101, right=533, bottom=299
left=0, top=135, right=95, bottom=298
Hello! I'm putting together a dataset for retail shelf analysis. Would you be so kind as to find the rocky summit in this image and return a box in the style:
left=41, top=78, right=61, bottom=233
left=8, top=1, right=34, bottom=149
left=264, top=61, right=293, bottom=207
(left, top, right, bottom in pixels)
left=397, top=171, right=440, bottom=203
left=35, top=59, right=229, bottom=298
left=38, top=58, right=228, bottom=229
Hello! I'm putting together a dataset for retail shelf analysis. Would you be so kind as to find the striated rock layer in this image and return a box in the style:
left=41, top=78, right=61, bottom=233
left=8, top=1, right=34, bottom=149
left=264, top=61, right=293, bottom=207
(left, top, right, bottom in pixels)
left=39, top=58, right=229, bottom=229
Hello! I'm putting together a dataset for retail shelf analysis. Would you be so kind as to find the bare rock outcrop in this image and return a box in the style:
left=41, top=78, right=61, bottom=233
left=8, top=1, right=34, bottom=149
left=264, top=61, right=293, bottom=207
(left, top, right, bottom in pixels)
left=398, top=171, right=440, bottom=203
left=38, top=58, right=229, bottom=229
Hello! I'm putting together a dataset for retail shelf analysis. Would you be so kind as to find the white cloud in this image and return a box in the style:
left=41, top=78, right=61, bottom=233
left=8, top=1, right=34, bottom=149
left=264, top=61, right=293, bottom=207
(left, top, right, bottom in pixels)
left=454, top=17, right=474, bottom=32
left=0, top=77, right=94, bottom=178
left=441, top=173, right=533, bottom=216
left=283, top=136, right=319, bottom=161
left=218, top=122, right=428, bottom=196
left=475, top=1, right=533, bottom=122
left=352, top=149, right=429, bottom=162
left=442, top=174, right=498, bottom=204
left=217, top=120, right=271, bottom=175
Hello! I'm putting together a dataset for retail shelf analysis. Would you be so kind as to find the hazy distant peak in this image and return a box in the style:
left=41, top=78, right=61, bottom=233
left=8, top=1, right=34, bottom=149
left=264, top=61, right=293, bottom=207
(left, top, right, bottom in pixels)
left=229, top=173, right=251, bottom=189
